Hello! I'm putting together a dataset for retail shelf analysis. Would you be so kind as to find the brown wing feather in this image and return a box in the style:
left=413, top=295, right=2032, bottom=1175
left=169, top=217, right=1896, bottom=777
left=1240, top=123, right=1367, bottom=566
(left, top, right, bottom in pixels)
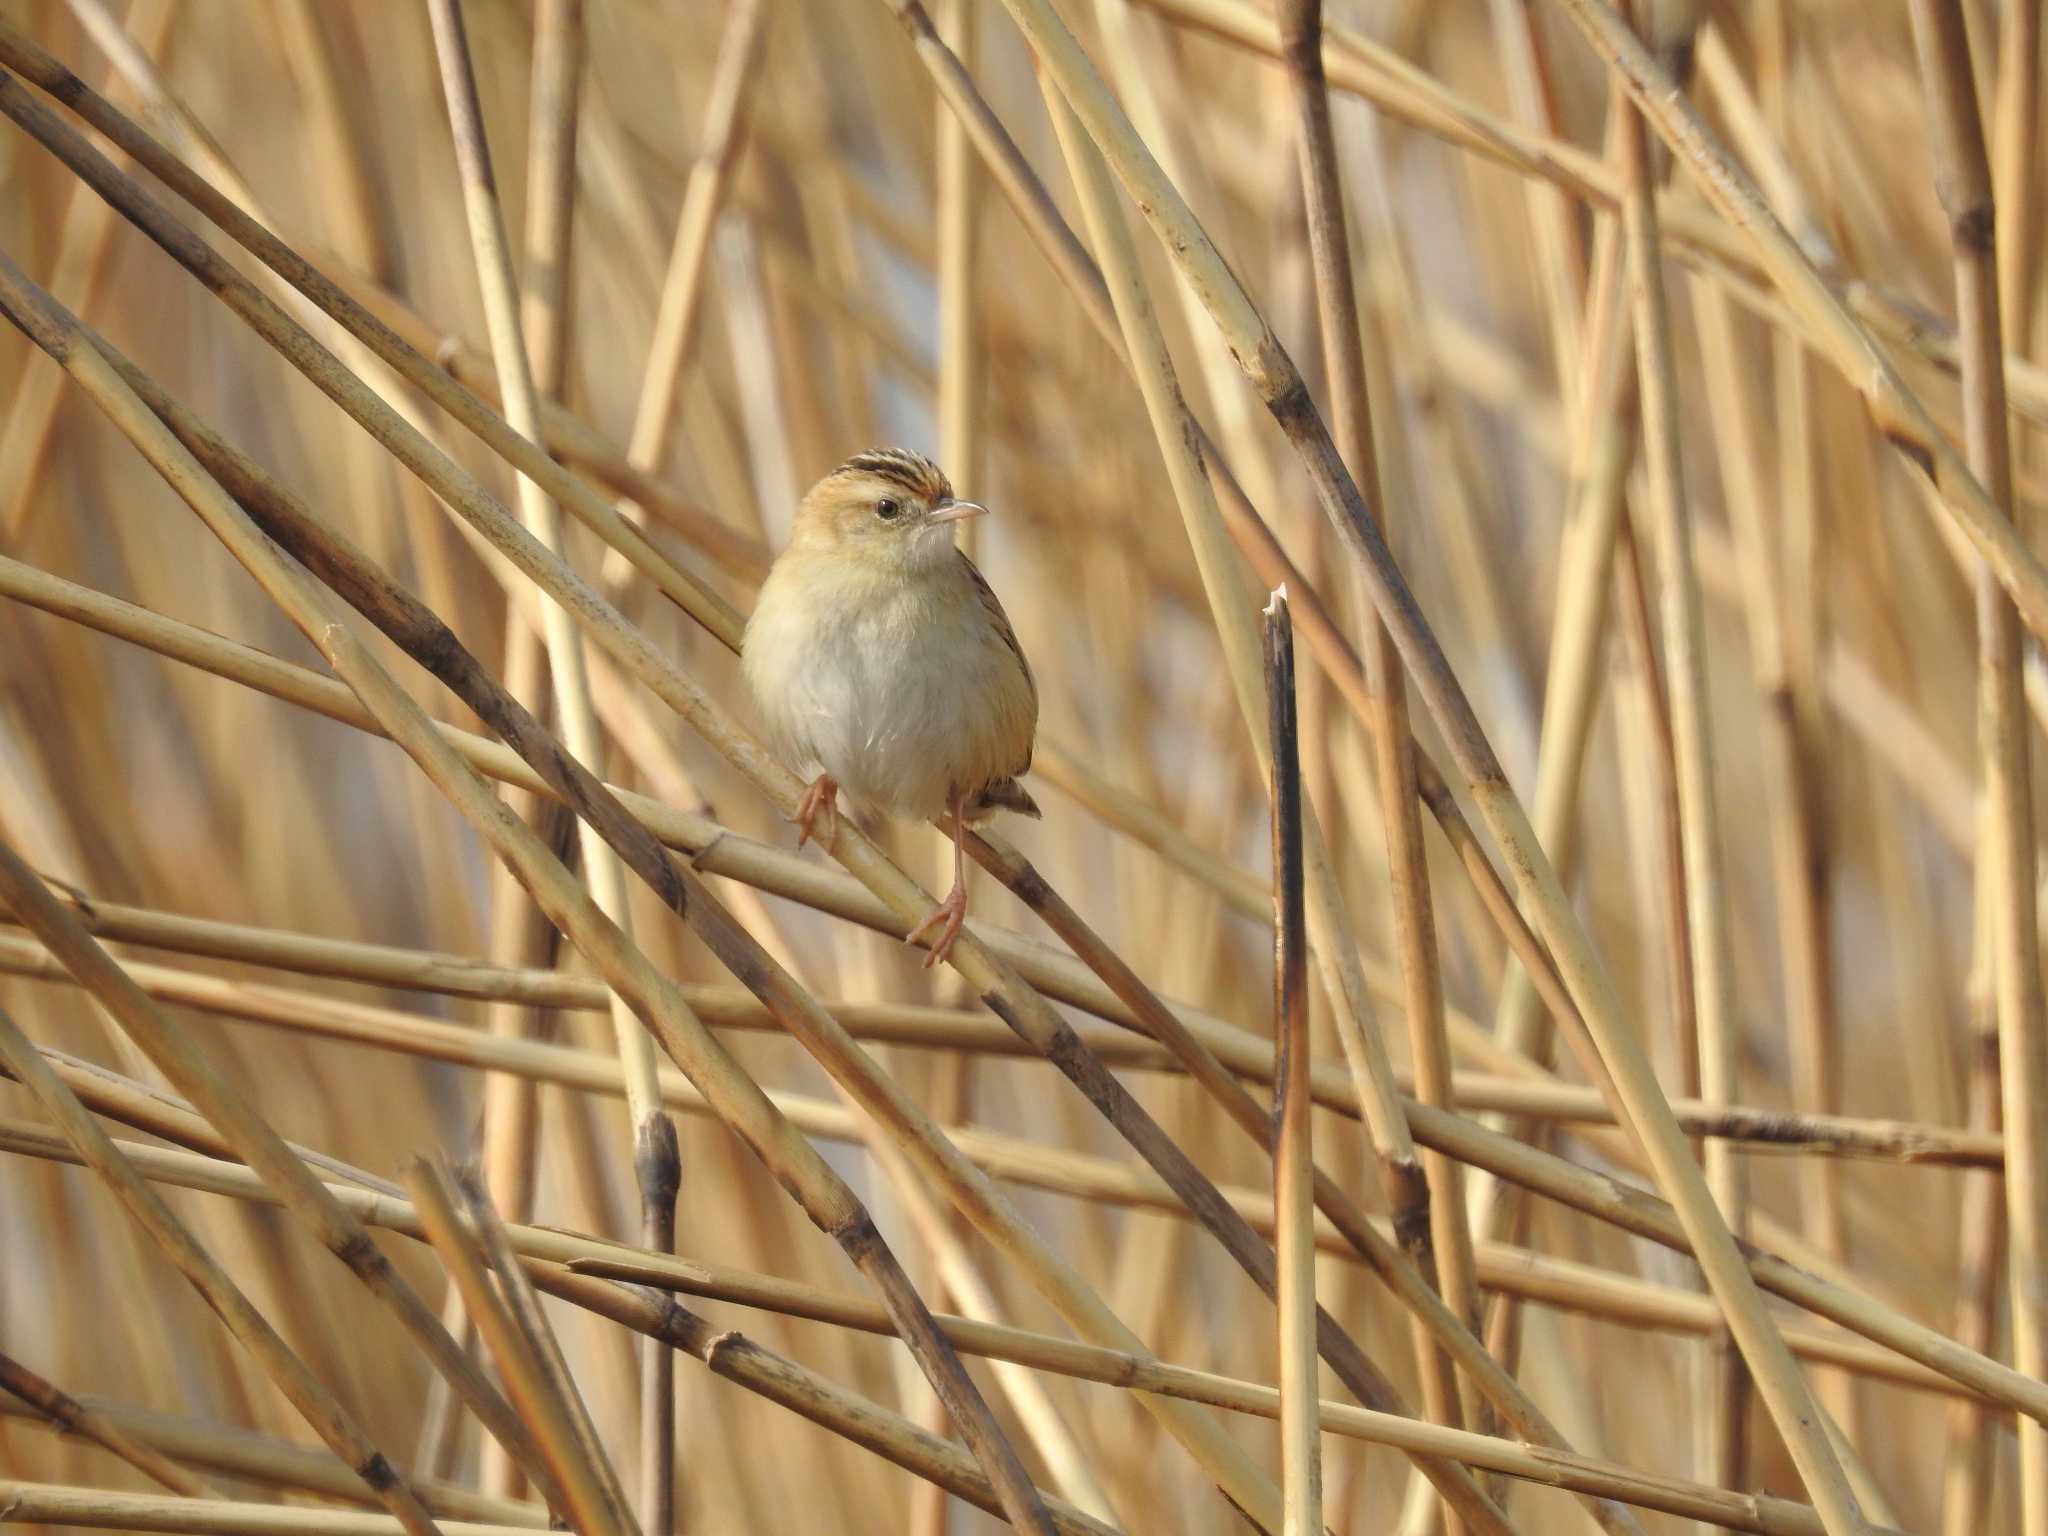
left=958, top=551, right=1036, bottom=712
left=957, top=549, right=1037, bottom=784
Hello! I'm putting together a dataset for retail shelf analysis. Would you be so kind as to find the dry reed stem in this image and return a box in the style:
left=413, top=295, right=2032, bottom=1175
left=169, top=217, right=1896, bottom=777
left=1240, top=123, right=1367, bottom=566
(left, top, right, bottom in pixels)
left=1690, top=227, right=1848, bottom=1446
left=466, top=0, right=583, bottom=1393
left=1945, top=0, right=2042, bottom=1526
left=1905, top=4, right=2048, bottom=1530
left=1263, top=589, right=1320, bottom=1536
left=996, top=2, right=1871, bottom=1527
left=0, top=1349, right=217, bottom=1499
left=1463, top=107, right=1634, bottom=1298
left=0, top=1002, right=451, bottom=1536
left=918, top=0, right=984, bottom=1512
left=1032, top=23, right=1430, bottom=1266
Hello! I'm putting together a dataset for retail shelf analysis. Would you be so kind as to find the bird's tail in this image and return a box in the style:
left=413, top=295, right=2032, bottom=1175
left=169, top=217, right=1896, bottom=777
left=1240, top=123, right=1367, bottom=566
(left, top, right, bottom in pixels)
left=970, top=777, right=1041, bottom=820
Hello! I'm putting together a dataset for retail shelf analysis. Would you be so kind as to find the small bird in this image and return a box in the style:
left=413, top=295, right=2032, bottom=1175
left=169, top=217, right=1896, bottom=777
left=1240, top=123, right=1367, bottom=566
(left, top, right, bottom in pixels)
left=743, top=448, right=1039, bottom=967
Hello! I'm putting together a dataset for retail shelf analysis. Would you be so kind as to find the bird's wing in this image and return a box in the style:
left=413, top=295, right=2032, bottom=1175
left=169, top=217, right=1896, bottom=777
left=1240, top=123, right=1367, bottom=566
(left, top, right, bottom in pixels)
left=957, top=550, right=1036, bottom=711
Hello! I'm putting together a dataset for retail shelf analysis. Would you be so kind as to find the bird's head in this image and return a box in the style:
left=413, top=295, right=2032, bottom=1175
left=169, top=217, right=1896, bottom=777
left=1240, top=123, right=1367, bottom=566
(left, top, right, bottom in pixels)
left=788, top=448, right=989, bottom=572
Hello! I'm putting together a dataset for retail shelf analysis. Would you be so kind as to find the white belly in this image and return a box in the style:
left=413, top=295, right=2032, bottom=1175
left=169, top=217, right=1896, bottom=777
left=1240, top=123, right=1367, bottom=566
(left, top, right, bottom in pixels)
left=743, top=553, right=1034, bottom=823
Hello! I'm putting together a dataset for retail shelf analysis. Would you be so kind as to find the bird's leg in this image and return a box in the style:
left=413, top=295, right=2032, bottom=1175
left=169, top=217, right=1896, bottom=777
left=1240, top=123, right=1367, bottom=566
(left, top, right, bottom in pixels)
left=906, top=789, right=970, bottom=968
left=792, top=773, right=839, bottom=850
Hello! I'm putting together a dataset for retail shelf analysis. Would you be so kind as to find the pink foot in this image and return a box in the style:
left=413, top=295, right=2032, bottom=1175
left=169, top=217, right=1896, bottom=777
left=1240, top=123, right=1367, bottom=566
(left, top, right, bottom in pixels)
left=792, top=774, right=839, bottom=850
left=904, top=881, right=968, bottom=969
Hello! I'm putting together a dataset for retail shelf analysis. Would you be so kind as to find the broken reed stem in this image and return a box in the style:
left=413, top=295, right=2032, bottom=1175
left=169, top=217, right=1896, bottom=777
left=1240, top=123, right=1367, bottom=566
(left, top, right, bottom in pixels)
left=0, top=256, right=1063, bottom=1536
left=458, top=1168, right=646, bottom=1534
left=1032, top=70, right=1512, bottom=1536
left=1611, top=0, right=1751, bottom=1498
left=0, top=1000, right=452, bottom=1536
left=0, top=1348, right=217, bottom=1499
left=419, top=4, right=679, bottom=1523
left=995, top=4, right=1875, bottom=1529
left=1032, top=37, right=1433, bottom=1286
left=1905, top=4, right=2048, bottom=1530
left=1264, top=589, right=1320, bottom=1536
left=527, top=1271, right=1120, bottom=1536
left=403, top=1160, right=636, bottom=1536
left=1272, top=0, right=1477, bottom=1454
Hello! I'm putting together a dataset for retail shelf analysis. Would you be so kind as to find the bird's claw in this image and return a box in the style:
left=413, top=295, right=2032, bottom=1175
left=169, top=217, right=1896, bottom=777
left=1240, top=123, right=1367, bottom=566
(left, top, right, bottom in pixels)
left=905, top=883, right=968, bottom=969
left=792, top=775, right=839, bottom=850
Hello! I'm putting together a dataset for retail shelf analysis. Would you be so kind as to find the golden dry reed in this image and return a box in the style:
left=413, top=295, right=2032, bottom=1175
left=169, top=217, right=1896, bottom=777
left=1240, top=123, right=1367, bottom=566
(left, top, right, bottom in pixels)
left=2, top=1, right=2046, bottom=1532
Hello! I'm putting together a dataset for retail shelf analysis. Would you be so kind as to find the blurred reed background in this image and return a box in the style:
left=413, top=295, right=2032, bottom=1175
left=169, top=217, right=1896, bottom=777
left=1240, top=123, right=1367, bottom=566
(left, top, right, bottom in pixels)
left=0, top=0, right=2042, bottom=1532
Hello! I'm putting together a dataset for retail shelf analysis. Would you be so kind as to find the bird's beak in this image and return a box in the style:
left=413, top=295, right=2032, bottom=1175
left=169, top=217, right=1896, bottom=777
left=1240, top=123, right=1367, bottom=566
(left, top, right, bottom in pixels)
left=928, top=498, right=990, bottom=524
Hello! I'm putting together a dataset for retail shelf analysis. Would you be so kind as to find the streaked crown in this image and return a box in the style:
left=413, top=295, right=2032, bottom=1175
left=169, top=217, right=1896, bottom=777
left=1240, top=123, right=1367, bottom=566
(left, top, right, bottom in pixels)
left=828, top=447, right=953, bottom=505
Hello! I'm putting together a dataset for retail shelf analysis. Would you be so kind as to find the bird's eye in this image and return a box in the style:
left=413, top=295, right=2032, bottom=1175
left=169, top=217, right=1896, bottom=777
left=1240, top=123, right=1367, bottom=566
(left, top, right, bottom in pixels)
left=876, top=498, right=902, bottom=521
